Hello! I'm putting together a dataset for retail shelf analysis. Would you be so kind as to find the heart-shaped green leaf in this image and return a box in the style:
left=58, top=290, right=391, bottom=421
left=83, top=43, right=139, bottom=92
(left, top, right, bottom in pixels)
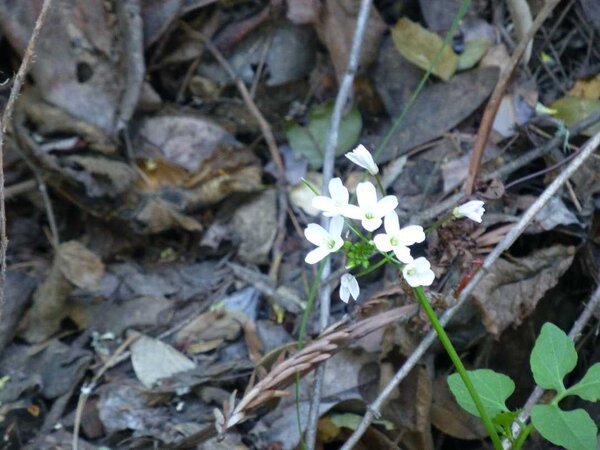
left=565, top=363, right=600, bottom=402
left=531, top=404, right=598, bottom=450
left=448, top=369, right=515, bottom=418
left=530, top=323, right=577, bottom=392
left=285, top=101, right=362, bottom=169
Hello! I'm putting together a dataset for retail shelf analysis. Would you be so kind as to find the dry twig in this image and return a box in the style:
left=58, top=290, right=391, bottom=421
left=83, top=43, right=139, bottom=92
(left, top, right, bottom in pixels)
left=410, top=109, right=600, bottom=224
left=306, top=0, right=374, bottom=447
left=340, top=127, right=600, bottom=449
left=0, top=0, right=54, bottom=318
left=183, top=25, right=289, bottom=282
left=465, top=0, right=561, bottom=194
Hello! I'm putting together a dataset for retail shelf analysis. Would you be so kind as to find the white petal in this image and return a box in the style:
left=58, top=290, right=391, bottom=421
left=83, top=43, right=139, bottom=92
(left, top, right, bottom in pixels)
left=373, top=233, right=393, bottom=252
left=342, top=204, right=363, bottom=220
left=340, top=273, right=360, bottom=302
left=304, top=224, right=329, bottom=246
left=396, top=225, right=425, bottom=246
left=402, top=257, right=435, bottom=287
left=305, top=247, right=330, bottom=264
left=383, top=211, right=400, bottom=234
left=392, top=245, right=413, bottom=264
left=346, top=145, right=379, bottom=175
left=374, top=195, right=398, bottom=218
left=339, top=283, right=350, bottom=303
left=328, top=178, right=349, bottom=204
left=328, top=215, right=345, bottom=238
left=331, top=235, right=344, bottom=252
left=345, top=152, right=365, bottom=170
left=347, top=275, right=360, bottom=300
left=362, top=216, right=382, bottom=232
left=415, top=270, right=435, bottom=286
left=454, top=200, right=485, bottom=223
left=356, top=182, right=378, bottom=209
left=312, top=196, right=336, bottom=213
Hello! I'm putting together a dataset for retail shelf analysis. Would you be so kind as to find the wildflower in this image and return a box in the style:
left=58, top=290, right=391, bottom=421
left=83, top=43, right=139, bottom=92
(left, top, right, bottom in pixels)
left=402, top=257, right=435, bottom=287
left=345, top=144, right=379, bottom=175
left=343, top=181, right=398, bottom=232
left=339, top=273, right=360, bottom=303
left=373, top=212, right=425, bottom=263
left=311, top=177, right=350, bottom=217
left=453, top=200, right=485, bottom=223
left=304, top=216, right=344, bottom=264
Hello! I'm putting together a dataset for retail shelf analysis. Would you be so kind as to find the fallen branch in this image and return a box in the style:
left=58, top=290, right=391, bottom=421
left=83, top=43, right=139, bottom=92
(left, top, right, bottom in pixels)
left=306, top=0, right=373, bottom=447
left=340, top=126, right=600, bottom=449
left=0, top=0, right=54, bottom=318
left=465, top=0, right=561, bottom=194
left=410, top=109, right=600, bottom=224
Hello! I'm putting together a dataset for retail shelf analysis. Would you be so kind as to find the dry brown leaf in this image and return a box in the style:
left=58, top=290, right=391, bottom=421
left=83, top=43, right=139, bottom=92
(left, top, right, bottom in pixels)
left=129, top=331, right=197, bottom=389
left=232, top=190, right=278, bottom=264
left=391, top=17, right=458, bottom=81
left=569, top=73, right=600, bottom=99
left=471, top=245, right=575, bottom=337
left=21, top=241, right=104, bottom=343
left=315, top=0, right=386, bottom=81
left=0, top=0, right=144, bottom=135
left=57, top=241, right=105, bottom=290
left=174, top=310, right=246, bottom=353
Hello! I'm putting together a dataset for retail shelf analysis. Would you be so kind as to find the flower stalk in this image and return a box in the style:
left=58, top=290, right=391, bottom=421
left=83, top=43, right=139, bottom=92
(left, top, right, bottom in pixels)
left=413, top=286, right=503, bottom=450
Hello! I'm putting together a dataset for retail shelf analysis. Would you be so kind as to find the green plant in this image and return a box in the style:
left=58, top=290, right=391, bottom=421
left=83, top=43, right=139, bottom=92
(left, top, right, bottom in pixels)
left=449, top=322, right=600, bottom=450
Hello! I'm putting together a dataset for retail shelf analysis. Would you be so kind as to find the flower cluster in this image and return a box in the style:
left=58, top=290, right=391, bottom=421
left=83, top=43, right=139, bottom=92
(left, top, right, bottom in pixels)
left=303, top=145, right=485, bottom=302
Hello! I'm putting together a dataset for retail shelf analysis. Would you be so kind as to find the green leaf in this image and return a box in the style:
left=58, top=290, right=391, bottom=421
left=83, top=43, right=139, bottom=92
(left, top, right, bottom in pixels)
left=285, top=101, right=362, bottom=169
left=531, top=404, right=598, bottom=450
left=448, top=369, right=515, bottom=418
left=530, top=323, right=577, bottom=392
left=565, top=363, right=600, bottom=402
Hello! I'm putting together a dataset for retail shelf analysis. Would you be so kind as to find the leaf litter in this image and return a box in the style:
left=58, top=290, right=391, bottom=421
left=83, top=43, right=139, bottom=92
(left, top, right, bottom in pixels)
left=1, top=1, right=600, bottom=449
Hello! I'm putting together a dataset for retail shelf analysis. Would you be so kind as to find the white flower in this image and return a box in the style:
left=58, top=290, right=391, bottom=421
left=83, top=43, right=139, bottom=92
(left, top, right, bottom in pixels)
left=343, top=182, right=398, bottom=232
left=402, top=257, right=435, bottom=287
left=339, top=273, right=359, bottom=303
left=373, top=212, right=425, bottom=263
left=453, top=200, right=485, bottom=223
left=304, top=216, right=344, bottom=264
left=311, top=177, right=349, bottom=217
left=345, top=144, right=379, bottom=175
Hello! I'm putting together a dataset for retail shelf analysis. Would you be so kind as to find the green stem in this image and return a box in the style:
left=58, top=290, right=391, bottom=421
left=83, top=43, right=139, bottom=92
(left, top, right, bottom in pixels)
left=295, top=259, right=327, bottom=450
left=354, top=257, right=387, bottom=278
left=413, top=287, right=503, bottom=450
left=374, top=174, right=386, bottom=197
left=373, top=0, right=472, bottom=160
left=425, top=213, right=454, bottom=234
left=513, top=423, right=534, bottom=450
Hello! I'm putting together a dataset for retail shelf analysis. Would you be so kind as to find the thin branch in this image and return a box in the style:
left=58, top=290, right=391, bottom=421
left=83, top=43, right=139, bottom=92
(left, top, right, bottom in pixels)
left=465, top=0, right=561, bottom=194
left=305, top=1, right=373, bottom=448
left=181, top=25, right=288, bottom=282
left=502, top=282, right=600, bottom=449
left=341, top=127, right=600, bottom=449
left=409, top=109, right=600, bottom=224
left=0, top=0, right=54, bottom=318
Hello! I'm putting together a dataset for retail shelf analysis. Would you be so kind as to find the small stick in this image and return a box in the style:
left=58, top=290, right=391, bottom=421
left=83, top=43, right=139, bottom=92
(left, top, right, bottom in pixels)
left=465, top=0, right=561, bottom=194
left=0, top=0, right=54, bottom=318
left=409, top=109, right=600, bottom=224
left=341, top=127, right=600, bottom=449
left=181, top=25, right=288, bottom=281
left=72, top=334, right=139, bottom=450
left=305, top=1, right=373, bottom=448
